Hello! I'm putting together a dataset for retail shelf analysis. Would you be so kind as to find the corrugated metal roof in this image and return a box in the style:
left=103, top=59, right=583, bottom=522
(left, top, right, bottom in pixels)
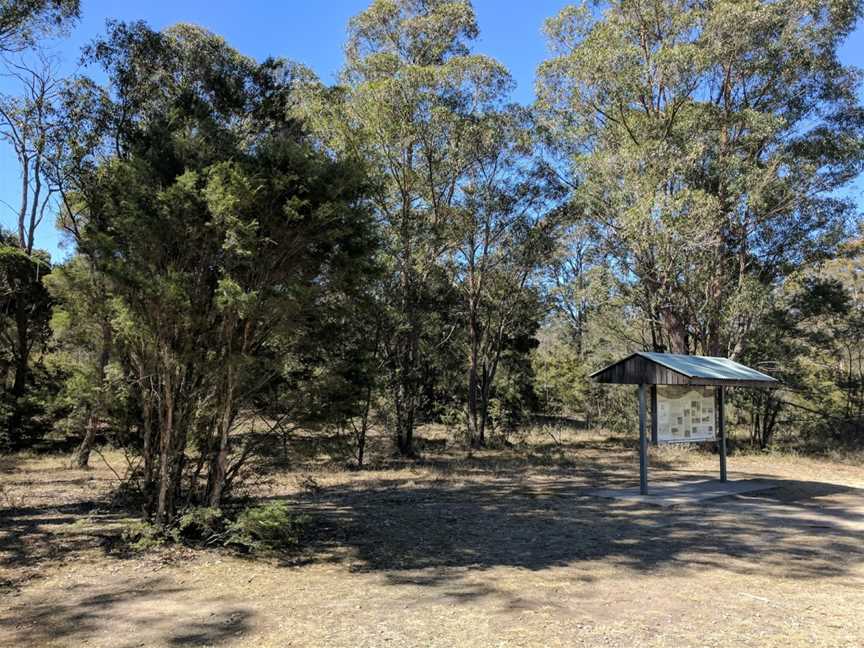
left=634, top=352, right=777, bottom=383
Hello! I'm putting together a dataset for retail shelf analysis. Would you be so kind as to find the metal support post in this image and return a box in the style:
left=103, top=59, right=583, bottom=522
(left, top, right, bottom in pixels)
left=639, top=383, right=648, bottom=494
left=650, top=385, right=658, bottom=446
left=718, top=386, right=727, bottom=482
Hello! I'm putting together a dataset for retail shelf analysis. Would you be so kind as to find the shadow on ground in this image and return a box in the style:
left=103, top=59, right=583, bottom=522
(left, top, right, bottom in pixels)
left=0, top=576, right=254, bottom=647
left=3, top=433, right=864, bottom=642
left=287, top=463, right=864, bottom=589
left=0, top=494, right=256, bottom=646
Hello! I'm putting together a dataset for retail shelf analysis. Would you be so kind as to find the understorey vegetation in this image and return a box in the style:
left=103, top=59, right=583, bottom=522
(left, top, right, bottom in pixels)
left=0, top=0, right=862, bottom=547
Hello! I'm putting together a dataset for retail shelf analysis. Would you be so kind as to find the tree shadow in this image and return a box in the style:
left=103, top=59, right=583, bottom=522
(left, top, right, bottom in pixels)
left=4, top=433, right=863, bottom=634
left=0, top=461, right=256, bottom=646
left=394, top=437, right=688, bottom=487
left=283, top=457, right=864, bottom=596
left=0, top=500, right=126, bottom=591
left=0, top=576, right=254, bottom=646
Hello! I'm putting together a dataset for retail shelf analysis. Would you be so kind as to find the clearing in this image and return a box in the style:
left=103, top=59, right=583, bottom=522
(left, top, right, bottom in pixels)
left=1, top=429, right=863, bottom=647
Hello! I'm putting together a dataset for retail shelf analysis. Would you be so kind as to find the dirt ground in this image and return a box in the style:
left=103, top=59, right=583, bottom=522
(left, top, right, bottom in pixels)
left=1, top=428, right=863, bottom=648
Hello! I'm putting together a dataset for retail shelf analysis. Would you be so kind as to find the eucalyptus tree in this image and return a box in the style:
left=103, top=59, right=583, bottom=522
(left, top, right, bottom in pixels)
left=452, top=108, right=555, bottom=444
left=537, top=0, right=864, bottom=357
left=301, top=0, right=518, bottom=453
left=0, top=56, right=64, bottom=255
left=71, top=22, right=376, bottom=523
left=0, top=0, right=79, bottom=52
left=0, top=0, right=80, bottom=449
left=0, top=55, right=71, bottom=445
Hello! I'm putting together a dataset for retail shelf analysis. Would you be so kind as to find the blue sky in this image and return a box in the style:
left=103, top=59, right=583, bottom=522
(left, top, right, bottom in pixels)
left=0, top=0, right=862, bottom=261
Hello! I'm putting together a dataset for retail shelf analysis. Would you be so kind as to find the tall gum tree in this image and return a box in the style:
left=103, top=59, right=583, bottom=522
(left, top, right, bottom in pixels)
left=300, top=0, right=517, bottom=453
left=537, top=0, right=864, bottom=357
left=452, top=107, right=556, bottom=445
left=0, top=56, right=67, bottom=447
left=0, top=0, right=79, bottom=53
left=0, top=0, right=80, bottom=446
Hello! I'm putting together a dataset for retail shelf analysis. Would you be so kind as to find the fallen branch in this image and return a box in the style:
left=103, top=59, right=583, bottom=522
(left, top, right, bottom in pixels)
left=93, top=447, right=123, bottom=481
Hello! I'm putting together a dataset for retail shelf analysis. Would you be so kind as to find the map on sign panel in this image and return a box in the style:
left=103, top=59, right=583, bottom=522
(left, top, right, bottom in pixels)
left=656, top=386, right=717, bottom=443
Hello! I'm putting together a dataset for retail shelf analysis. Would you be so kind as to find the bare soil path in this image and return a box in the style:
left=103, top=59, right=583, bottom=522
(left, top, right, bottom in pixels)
left=1, top=432, right=863, bottom=647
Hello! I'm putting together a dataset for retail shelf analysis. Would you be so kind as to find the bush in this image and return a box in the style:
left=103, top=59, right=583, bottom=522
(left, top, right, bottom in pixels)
left=121, top=520, right=164, bottom=551
left=174, top=506, right=223, bottom=543
left=119, top=502, right=307, bottom=554
left=225, top=502, right=309, bottom=553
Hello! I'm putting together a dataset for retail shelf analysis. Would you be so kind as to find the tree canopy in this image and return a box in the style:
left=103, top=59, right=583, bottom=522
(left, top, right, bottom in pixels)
left=537, top=0, right=864, bottom=357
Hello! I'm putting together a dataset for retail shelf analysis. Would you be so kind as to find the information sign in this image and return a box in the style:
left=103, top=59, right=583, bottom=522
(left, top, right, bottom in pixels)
left=656, top=386, right=716, bottom=443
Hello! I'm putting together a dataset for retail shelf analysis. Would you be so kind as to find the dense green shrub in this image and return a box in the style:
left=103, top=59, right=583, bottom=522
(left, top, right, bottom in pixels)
left=175, top=506, right=223, bottom=543
left=225, top=502, right=309, bottom=553
left=119, top=502, right=307, bottom=554
left=121, top=520, right=164, bottom=551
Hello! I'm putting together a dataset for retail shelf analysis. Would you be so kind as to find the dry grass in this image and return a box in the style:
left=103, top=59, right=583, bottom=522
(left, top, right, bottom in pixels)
left=1, top=426, right=863, bottom=647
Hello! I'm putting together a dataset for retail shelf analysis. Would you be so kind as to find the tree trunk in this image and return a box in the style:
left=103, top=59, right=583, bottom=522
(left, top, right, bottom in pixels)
left=661, top=308, right=689, bottom=354
left=394, top=301, right=418, bottom=457
left=466, top=297, right=483, bottom=446
left=477, top=392, right=488, bottom=446
left=354, top=383, right=372, bottom=468
left=73, top=320, right=112, bottom=469
left=16, top=154, right=29, bottom=251
left=761, top=396, right=781, bottom=449
left=356, top=425, right=366, bottom=467
left=467, top=358, right=481, bottom=446
left=141, top=381, right=157, bottom=517
left=206, top=371, right=236, bottom=508
left=9, top=150, right=33, bottom=448
left=394, top=380, right=416, bottom=456
left=476, top=364, right=496, bottom=446
left=392, top=189, right=419, bottom=458
left=355, top=415, right=369, bottom=469
left=73, top=412, right=99, bottom=468
left=207, top=435, right=230, bottom=508
left=156, top=375, right=176, bottom=527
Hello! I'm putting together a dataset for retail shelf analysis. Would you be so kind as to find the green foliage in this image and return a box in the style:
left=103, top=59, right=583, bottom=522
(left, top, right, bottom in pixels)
left=1, top=0, right=861, bottom=476
left=123, top=507, right=221, bottom=550
left=120, top=503, right=307, bottom=554
left=485, top=353, right=537, bottom=437
left=43, top=256, right=124, bottom=454
left=537, top=0, right=864, bottom=356
left=0, top=0, right=80, bottom=51
left=121, top=519, right=164, bottom=551
left=0, top=239, right=55, bottom=449
left=225, top=502, right=308, bottom=553
left=533, top=339, right=591, bottom=415
left=62, top=20, right=381, bottom=520
left=300, top=0, right=552, bottom=451
left=723, top=230, right=864, bottom=448
left=173, top=506, right=223, bottom=543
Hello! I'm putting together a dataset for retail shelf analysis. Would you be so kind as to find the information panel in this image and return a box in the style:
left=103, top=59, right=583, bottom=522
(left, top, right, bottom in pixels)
left=656, top=386, right=716, bottom=444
